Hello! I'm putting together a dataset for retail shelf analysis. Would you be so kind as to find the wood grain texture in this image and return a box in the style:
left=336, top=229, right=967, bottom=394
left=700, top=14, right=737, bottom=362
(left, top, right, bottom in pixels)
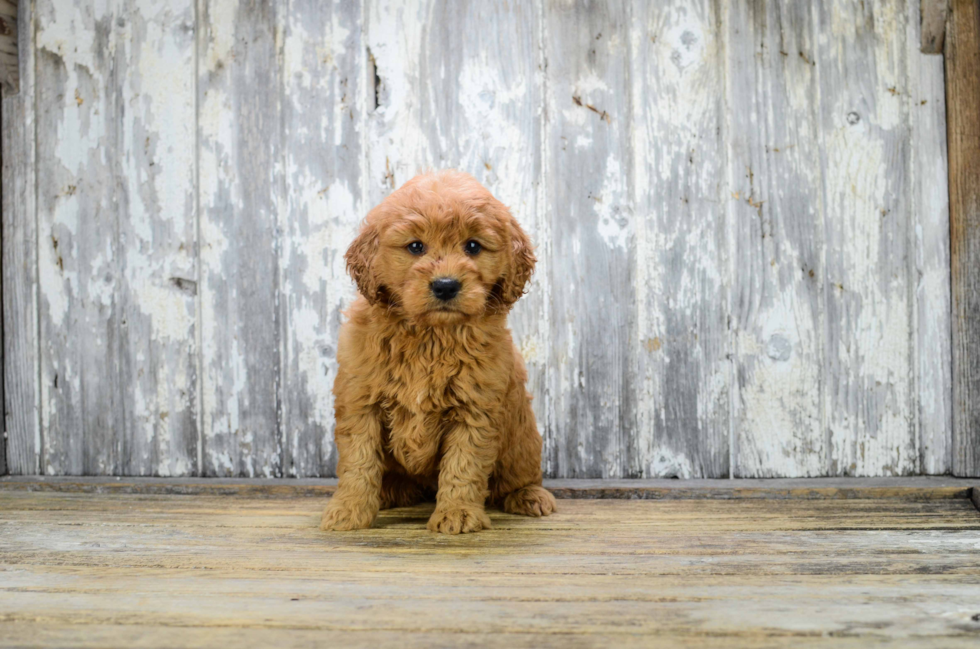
left=0, top=0, right=17, bottom=93
left=920, top=0, right=949, bottom=53
left=197, top=0, right=282, bottom=477
left=1, top=492, right=979, bottom=647
left=947, top=0, right=980, bottom=477
left=278, top=0, right=363, bottom=477
left=909, top=0, right=953, bottom=474
left=726, top=0, right=826, bottom=477
left=726, top=0, right=950, bottom=477
left=362, top=0, right=427, bottom=209
left=34, top=0, right=106, bottom=475
left=2, top=0, right=37, bottom=476
left=815, top=0, right=917, bottom=476
left=545, top=0, right=635, bottom=478
left=112, top=0, right=198, bottom=477
left=630, top=0, right=731, bottom=478
left=34, top=0, right=198, bottom=476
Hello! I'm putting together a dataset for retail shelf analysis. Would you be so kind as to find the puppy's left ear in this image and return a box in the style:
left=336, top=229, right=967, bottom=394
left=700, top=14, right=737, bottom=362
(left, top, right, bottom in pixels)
left=345, top=221, right=381, bottom=304
left=500, top=211, right=536, bottom=306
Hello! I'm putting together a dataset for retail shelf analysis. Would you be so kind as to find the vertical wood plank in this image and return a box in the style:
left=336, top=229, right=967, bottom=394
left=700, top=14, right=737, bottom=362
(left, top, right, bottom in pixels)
left=946, top=0, right=980, bottom=476
left=115, top=0, right=198, bottom=476
left=35, top=0, right=199, bottom=475
left=279, top=0, right=363, bottom=477
left=908, top=0, right=952, bottom=474
left=1, top=0, right=36, bottom=475
left=412, top=1, right=547, bottom=478
left=631, top=0, right=730, bottom=478
left=351, top=0, right=424, bottom=208
left=815, top=0, right=917, bottom=476
left=362, top=0, right=428, bottom=210
left=414, top=0, right=547, bottom=478
left=726, top=0, right=826, bottom=477
left=544, top=0, right=634, bottom=478
left=34, top=0, right=106, bottom=475
left=364, top=0, right=548, bottom=475
left=198, top=0, right=282, bottom=477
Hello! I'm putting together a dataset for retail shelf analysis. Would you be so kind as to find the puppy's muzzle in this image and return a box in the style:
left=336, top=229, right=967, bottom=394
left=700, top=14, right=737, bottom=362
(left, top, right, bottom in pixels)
left=430, top=277, right=461, bottom=302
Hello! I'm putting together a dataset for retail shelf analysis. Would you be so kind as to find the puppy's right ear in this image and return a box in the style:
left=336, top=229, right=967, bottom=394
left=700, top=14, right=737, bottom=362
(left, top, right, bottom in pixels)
left=345, top=221, right=380, bottom=304
left=500, top=213, right=536, bottom=306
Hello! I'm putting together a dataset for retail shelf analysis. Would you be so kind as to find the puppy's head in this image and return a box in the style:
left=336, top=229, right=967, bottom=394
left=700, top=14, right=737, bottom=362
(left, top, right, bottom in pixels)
left=345, top=171, right=534, bottom=324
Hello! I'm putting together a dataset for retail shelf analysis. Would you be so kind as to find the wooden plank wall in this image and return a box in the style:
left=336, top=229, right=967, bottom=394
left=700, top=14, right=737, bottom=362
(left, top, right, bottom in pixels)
left=1, top=0, right=960, bottom=478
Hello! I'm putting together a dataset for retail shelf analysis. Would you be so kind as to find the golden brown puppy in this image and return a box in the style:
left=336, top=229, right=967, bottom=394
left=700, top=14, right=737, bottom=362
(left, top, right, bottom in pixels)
left=320, top=170, right=556, bottom=534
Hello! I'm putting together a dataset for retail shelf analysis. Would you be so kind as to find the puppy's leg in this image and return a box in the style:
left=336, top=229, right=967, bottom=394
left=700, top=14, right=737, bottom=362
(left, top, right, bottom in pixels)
left=427, top=415, right=496, bottom=534
left=320, top=408, right=384, bottom=531
left=493, top=391, right=556, bottom=518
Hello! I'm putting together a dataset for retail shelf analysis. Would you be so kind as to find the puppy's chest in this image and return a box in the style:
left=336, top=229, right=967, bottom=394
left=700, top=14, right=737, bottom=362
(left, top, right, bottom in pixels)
left=374, top=335, right=498, bottom=474
left=381, top=353, right=472, bottom=417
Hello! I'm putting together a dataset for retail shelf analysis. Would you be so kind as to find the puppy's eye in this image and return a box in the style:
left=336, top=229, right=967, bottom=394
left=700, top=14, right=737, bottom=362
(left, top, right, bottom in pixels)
left=407, top=241, right=425, bottom=256
left=464, top=240, right=482, bottom=256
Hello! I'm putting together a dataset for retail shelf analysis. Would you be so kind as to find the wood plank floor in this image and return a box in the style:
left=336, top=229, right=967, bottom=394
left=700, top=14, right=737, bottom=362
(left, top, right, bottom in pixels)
left=2, top=483, right=980, bottom=647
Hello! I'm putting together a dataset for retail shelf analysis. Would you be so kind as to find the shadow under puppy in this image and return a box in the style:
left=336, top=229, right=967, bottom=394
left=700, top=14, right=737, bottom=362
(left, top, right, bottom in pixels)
left=321, top=170, right=556, bottom=534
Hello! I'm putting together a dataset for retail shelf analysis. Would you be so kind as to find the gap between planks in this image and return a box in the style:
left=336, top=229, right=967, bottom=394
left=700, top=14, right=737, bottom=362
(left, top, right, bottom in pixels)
left=0, top=476, right=977, bottom=507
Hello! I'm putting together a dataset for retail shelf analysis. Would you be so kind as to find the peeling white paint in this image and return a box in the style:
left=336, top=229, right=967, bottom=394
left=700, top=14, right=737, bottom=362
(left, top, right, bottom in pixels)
left=647, top=451, right=695, bottom=480
left=665, top=17, right=705, bottom=71
left=594, top=156, right=628, bottom=250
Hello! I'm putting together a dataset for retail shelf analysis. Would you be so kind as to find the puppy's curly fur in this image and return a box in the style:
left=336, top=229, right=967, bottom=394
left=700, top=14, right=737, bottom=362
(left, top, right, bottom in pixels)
left=320, top=170, right=556, bottom=534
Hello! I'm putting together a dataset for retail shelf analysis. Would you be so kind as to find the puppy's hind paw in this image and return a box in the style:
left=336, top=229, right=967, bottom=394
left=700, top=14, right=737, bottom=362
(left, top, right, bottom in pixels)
left=427, top=504, right=491, bottom=534
left=320, top=499, right=376, bottom=531
left=504, top=485, right=557, bottom=517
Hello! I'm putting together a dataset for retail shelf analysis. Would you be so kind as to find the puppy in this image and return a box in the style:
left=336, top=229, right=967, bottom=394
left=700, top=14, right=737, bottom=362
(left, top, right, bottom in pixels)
left=320, top=170, right=556, bottom=534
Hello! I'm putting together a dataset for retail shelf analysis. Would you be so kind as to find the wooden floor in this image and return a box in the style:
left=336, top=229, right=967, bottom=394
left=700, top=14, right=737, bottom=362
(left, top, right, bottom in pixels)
left=2, top=479, right=980, bottom=648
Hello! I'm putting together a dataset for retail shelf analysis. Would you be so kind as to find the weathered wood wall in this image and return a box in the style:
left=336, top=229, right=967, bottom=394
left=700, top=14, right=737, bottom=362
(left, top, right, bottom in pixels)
left=1, top=0, right=960, bottom=478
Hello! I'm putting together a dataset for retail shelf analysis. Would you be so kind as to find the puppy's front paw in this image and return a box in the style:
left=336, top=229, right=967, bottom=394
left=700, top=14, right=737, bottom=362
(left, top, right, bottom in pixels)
left=504, top=485, right=557, bottom=517
left=320, top=499, right=375, bottom=531
left=427, top=504, right=491, bottom=534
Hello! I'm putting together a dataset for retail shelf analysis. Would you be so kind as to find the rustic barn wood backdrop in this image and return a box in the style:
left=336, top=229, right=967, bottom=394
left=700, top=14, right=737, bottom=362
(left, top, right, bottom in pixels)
left=1, top=0, right=960, bottom=478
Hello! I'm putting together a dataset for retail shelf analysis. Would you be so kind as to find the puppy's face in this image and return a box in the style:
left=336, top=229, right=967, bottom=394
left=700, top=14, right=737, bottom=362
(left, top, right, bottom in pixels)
left=346, top=172, right=534, bottom=324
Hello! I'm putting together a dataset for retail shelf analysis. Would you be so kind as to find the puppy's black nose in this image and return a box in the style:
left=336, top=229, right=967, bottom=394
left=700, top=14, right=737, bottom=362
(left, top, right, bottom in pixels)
left=430, top=278, right=461, bottom=301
